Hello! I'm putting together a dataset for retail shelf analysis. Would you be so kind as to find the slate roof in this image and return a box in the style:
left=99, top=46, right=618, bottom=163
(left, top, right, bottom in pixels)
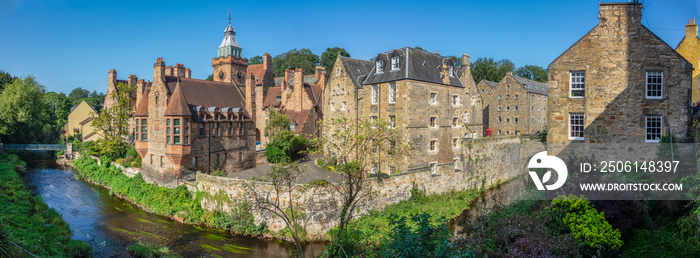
left=484, top=80, right=498, bottom=88
left=161, top=76, right=248, bottom=120
left=339, top=56, right=374, bottom=89
left=362, top=47, right=463, bottom=87
left=512, top=75, right=548, bottom=95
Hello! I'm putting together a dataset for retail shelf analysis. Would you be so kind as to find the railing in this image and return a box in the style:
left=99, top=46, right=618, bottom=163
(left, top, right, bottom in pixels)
left=1, top=144, right=67, bottom=151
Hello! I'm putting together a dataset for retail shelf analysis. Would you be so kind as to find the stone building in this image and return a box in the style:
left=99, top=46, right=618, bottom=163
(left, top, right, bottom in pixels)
left=324, top=47, right=480, bottom=175
left=64, top=100, right=102, bottom=142
left=547, top=2, right=691, bottom=157
left=485, top=72, right=547, bottom=136
left=476, top=80, right=498, bottom=134
left=676, top=18, right=700, bottom=104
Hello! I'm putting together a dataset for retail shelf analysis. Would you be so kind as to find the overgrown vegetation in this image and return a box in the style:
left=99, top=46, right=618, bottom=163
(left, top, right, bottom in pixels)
left=127, top=242, right=181, bottom=258
left=71, top=155, right=267, bottom=237
left=0, top=152, right=92, bottom=257
left=265, top=110, right=315, bottom=163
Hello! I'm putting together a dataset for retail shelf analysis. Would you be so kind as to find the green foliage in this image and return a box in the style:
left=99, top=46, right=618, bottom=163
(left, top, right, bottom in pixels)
left=248, top=55, right=263, bottom=65
left=92, top=82, right=135, bottom=158
left=265, top=109, right=290, bottom=139
left=271, top=48, right=320, bottom=77
left=265, top=110, right=310, bottom=163
left=535, top=126, right=547, bottom=143
left=68, top=88, right=105, bottom=111
left=308, top=179, right=330, bottom=186
left=210, top=168, right=227, bottom=177
left=266, top=144, right=287, bottom=163
left=316, top=159, right=325, bottom=167
left=550, top=195, right=623, bottom=252
left=0, top=76, right=54, bottom=143
left=513, top=64, right=548, bottom=82
left=320, top=47, right=350, bottom=73
left=205, top=74, right=213, bottom=81
left=409, top=182, right=426, bottom=201
left=470, top=57, right=514, bottom=83
left=0, top=152, right=92, bottom=257
left=127, top=242, right=181, bottom=258
left=656, top=135, right=678, bottom=160
left=0, top=70, right=16, bottom=93
left=381, top=213, right=457, bottom=258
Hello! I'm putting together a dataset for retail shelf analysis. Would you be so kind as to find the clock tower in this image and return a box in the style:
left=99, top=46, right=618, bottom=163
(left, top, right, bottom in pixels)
left=212, top=13, right=247, bottom=85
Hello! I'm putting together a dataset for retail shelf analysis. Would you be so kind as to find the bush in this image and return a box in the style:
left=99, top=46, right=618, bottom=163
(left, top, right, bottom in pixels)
left=266, top=144, right=286, bottom=163
left=316, top=159, right=325, bottom=166
left=65, top=240, right=93, bottom=258
left=308, top=179, right=329, bottom=186
left=550, top=195, right=623, bottom=253
left=381, top=213, right=456, bottom=258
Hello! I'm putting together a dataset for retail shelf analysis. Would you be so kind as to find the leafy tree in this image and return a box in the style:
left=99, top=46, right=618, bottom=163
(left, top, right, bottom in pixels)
left=248, top=55, right=263, bottom=65
left=414, top=46, right=428, bottom=52
left=266, top=109, right=290, bottom=140
left=382, top=213, right=456, bottom=258
left=271, top=48, right=320, bottom=77
left=448, top=55, right=462, bottom=68
left=514, top=64, right=548, bottom=82
left=206, top=74, right=213, bottom=81
left=68, top=87, right=90, bottom=103
left=44, top=91, right=72, bottom=132
left=247, top=162, right=307, bottom=257
left=322, top=115, right=414, bottom=254
left=320, top=47, right=350, bottom=73
left=264, top=110, right=309, bottom=162
left=470, top=57, right=515, bottom=83
left=0, top=70, right=16, bottom=93
left=0, top=76, right=53, bottom=143
left=91, top=82, right=135, bottom=158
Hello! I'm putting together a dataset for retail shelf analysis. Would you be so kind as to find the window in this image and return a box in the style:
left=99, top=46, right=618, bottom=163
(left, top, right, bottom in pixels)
left=506, top=118, right=510, bottom=123
left=239, top=122, right=244, bottom=135
left=429, top=140, right=437, bottom=152
left=430, top=92, right=437, bottom=105
left=429, top=163, right=436, bottom=175
left=507, top=85, right=510, bottom=90
left=215, top=154, right=220, bottom=166
left=160, top=156, right=164, bottom=167
left=174, top=136, right=180, bottom=144
left=372, top=85, right=378, bottom=104
left=538, top=107, right=541, bottom=112
left=498, top=106, right=502, bottom=111
left=389, top=115, right=396, bottom=128
left=498, top=130, right=501, bottom=135
left=430, top=117, right=437, bottom=128
left=192, top=157, right=197, bottom=168
left=391, top=56, right=399, bottom=70
left=376, top=60, right=384, bottom=73
left=342, top=101, right=347, bottom=110
left=515, top=106, right=519, bottom=111
left=199, top=123, right=205, bottom=137
left=463, top=112, right=468, bottom=124
left=498, top=95, right=502, bottom=100
left=389, top=83, right=396, bottom=103
left=498, top=117, right=502, bottom=123
left=290, top=122, right=296, bottom=131
left=452, top=95, right=459, bottom=106
left=150, top=154, right=154, bottom=165
left=227, top=122, right=232, bottom=136
left=141, top=119, right=147, bottom=141
left=449, top=66, right=454, bottom=77
left=155, top=96, right=159, bottom=104
left=507, top=106, right=510, bottom=111
left=646, top=115, right=662, bottom=142
left=538, top=118, right=541, bottom=123
left=342, top=89, right=345, bottom=95
left=166, top=136, right=170, bottom=144
left=569, top=113, right=584, bottom=140
left=336, top=68, right=340, bottom=76
left=515, top=94, right=518, bottom=99
left=570, top=71, right=585, bottom=97
left=646, top=71, right=663, bottom=99
left=371, top=163, right=377, bottom=174
left=331, top=102, right=335, bottom=111
left=389, top=166, right=396, bottom=174
left=454, top=158, right=459, bottom=170
left=452, top=138, right=458, bottom=148
left=515, top=130, right=520, bottom=135
left=452, top=117, right=458, bottom=127
left=214, top=123, right=219, bottom=136
left=506, top=131, right=510, bottom=135
left=238, top=152, right=242, bottom=162
left=514, top=117, right=518, bottom=124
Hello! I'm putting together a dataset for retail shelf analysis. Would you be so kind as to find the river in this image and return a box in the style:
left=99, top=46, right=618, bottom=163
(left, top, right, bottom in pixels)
left=23, top=157, right=325, bottom=257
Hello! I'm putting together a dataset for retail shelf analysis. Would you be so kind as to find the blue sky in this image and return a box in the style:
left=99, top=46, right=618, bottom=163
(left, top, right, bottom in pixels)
left=0, top=0, right=696, bottom=94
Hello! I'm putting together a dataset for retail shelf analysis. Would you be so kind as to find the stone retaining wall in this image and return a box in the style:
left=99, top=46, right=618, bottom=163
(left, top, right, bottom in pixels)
left=196, top=136, right=545, bottom=240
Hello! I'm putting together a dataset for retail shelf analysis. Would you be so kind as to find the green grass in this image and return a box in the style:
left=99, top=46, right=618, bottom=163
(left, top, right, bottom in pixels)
left=0, top=152, right=92, bottom=257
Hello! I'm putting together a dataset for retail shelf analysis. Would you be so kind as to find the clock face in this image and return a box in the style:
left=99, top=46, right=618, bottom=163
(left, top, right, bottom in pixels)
left=218, top=71, right=224, bottom=79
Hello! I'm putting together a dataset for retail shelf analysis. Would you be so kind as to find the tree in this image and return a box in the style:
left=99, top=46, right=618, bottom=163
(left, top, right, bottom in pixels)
left=247, top=162, right=307, bottom=257
left=265, top=110, right=309, bottom=163
left=248, top=55, right=263, bottom=65
left=320, top=47, right=350, bottom=73
left=449, top=55, right=462, bottom=68
left=68, top=87, right=90, bottom=103
left=266, top=109, right=290, bottom=140
left=514, top=65, right=548, bottom=83
left=0, top=70, right=16, bottom=93
left=321, top=115, right=414, bottom=254
left=44, top=91, right=72, bottom=132
left=91, top=82, right=135, bottom=158
left=470, top=57, right=515, bottom=83
left=206, top=74, right=214, bottom=81
left=271, top=48, right=320, bottom=77
left=0, top=76, right=53, bottom=143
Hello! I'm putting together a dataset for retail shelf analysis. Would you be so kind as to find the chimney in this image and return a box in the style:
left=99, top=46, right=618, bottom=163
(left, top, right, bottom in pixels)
left=165, top=66, right=173, bottom=76
left=319, top=69, right=326, bottom=90
left=285, top=69, right=294, bottom=88
left=441, top=64, right=450, bottom=85
left=461, top=53, right=470, bottom=68
left=154, top=58, right=165, bottom=82
left=687, top=18, right=698, bottom=38
left=245, top=73, right=254, bottom=116
left=128, top=74, right=138, bottom=86
left=506, top=71, right=513, bottom=77
left=174, top=63, right=185, bottom=77
left=314, top=66, right=325, bottom=84
left=185, top=68, right=191, bottom=78
left=293, top=68, right=304, bottom=112
left=136, top=79, right=145, bottom=103
left=108, top=69, right=117, bottom=86
left=263, top=53, right=272, bottom=71
left=599, top=1, right=642, bottom=25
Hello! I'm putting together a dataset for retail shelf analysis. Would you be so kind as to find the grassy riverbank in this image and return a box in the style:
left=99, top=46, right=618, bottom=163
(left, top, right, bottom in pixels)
left=70, top=155, right=268, bottom=237
left=0, top=152, right=92, bottom=257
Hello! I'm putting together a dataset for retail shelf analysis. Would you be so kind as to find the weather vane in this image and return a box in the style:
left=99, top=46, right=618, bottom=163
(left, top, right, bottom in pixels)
left=228, top=9, right=231, bottom=24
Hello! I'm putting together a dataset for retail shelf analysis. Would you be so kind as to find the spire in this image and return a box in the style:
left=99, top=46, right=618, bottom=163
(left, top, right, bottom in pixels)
left=217, top=11, right=242, bottom=58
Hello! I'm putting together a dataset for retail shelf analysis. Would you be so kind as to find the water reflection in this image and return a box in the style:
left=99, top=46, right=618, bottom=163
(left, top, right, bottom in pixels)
left=25, top=163, right=323, bottom=257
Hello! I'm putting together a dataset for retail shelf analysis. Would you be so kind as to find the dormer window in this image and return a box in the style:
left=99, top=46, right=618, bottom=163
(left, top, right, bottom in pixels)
left=376, top=60, right=384, bottom=73
left=289, top=122, right=296, bottom=131
left=391, top=57, right=399, bottom=70
left=449, top=66, right=454, bottom=77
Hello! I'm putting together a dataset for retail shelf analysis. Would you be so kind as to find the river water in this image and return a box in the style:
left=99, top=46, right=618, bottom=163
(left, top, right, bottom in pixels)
left=23, top=159, right=324, bottom=257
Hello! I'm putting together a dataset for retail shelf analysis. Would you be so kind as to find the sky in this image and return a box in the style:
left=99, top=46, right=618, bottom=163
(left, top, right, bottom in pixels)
left=0, top=0, right=697, bottom=95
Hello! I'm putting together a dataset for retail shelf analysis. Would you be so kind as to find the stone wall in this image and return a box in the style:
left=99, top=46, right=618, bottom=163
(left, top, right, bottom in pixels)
left=196, top=136, right=544, bottom=240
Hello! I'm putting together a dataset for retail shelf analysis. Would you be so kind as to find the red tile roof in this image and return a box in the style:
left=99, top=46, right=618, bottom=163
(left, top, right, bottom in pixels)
left=263, top=87, right=282, bottom=108
left=246, top=64, right=265, bottom=85
left=285, top=109, right=312, bottom=134
left=134, top=89, right=149, bottom=117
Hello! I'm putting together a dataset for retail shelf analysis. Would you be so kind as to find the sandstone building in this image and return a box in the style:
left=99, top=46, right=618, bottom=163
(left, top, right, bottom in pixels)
left=64, top=100, right=102, bottom=142
left=484, top=72, right=547, bottom=136
left=676, top=18, right=700, bottom=104
left=324, top=48, right=482, bottom=175
left=547, top=2, right=691, bottom=155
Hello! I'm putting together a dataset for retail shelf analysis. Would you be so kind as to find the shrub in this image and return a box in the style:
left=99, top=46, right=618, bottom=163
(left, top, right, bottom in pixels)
left=381, top=213, right=456, bottom=258
left=266, top=144, right=286, bottom=163
left=316, top=159, right=325, bottom=167
left=550, top=195, right=623, bottom=253
left=308, top=179, right=329, bottom=186
left=210, top=169, right=227, bottom=177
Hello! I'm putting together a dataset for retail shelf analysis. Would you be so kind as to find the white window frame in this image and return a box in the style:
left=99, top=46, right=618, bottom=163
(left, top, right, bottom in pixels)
left=391, top=56, right=399, bottom=70
left=372, top=85, right=378, bottom=105
left=646, top=71, right=663, bottom=99
left=429, top=140, right=437, bottom=152
left=569, top=113, right=584, bottom=140
left=430, top=117, right=437, bottom=128
left=389, top=165, right=396, bottom=174
left=389, top=115, right=396, bottom=128
left=463, top=112, right=468, bottom=124
left=389, top=83, right=396, bottom=104
left=376, top=60, right=384, bottom=73
left=429, top=162, right=437, bottom=175
left=645, top=115, right=662, bottom=143
left=570, top=71, right=585, bottom=98
left=342, top=101, right=347, bottom=111
left=452, top=138, right=458, bottom=148
left=331, top=102, right=335, bottom=111
left=430, top=92, right=437, bottom=105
